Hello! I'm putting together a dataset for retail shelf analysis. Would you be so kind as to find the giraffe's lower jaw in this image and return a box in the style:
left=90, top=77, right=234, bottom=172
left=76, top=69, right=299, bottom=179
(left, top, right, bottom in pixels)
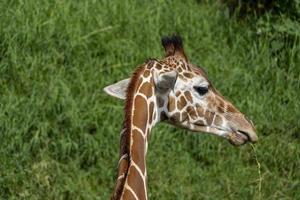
left=191, top=123, right=250, bottom=146
left=228, top=131, right=249, bottom=146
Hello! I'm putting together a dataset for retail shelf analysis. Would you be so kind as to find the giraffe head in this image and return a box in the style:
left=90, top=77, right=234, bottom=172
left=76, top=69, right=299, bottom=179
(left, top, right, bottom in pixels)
left=104, top=36, right=258, bottom=146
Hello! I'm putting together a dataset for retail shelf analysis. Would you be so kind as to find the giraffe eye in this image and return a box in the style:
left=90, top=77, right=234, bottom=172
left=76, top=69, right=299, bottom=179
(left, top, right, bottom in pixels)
left=194, top=86, right=208, bottom=96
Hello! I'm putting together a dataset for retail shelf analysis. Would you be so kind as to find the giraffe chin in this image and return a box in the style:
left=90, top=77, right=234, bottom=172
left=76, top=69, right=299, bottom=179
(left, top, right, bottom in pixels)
left=228, top=132, right=249, bottom=146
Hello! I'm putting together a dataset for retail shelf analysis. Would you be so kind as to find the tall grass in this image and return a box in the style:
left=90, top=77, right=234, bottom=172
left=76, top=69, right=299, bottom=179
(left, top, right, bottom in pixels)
left=0, top=0, right=299, bottom=199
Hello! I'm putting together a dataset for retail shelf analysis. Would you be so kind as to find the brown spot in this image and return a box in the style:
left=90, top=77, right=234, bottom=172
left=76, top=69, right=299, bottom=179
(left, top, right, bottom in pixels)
left=131, top=129, right=145, bottom=174
left=214, top=115, right=223, bottom=126
left=135, top=78, right=143, bottom=93
left=204, top=110, right=214, bottom=125
left=183, top=72, right=194, bottom=78
left=149, top=102, right=154, bottom=124
left=153, top=111, right=156, bottom=122
left=216, top=97, right=225, bottom=112
left=178, top=74, right=187, bottom=82
left=146, top=60, right=155, bottom=69
left=177, top=96, right=187, bottom=110
left=194, top=70, right=201, bottom=75
left=184, top=91, right=193, bottom=103
left=149, top=76, right=154, bottom=86
left=181, top=112, right=188, bottom=121
left=227, top=104, right=238, bottom=113
left=168, top=96, right=176, bottom=112
left=144, top=70, right=150, bottom=78
left=196, top=106, right=205, bottom=117
left=217, top=106, right=225, bottom=114
left=118, top=157, right=129, bottom=177
left=155, top=63, right=162, bottom=70
left=187, top=106, right=197, bottom=120
left=181, top=63, right=187, bottom=70
left=170, top=112, right=180, bottom=122
left=163, top=69, right=170, bottom=73
left=186, top=64, right=191, bottom=71
left=133, top=95, right=148, bottom=132
left=178, top=67, right=182, bottom=72
left=175, top=91, right=181, bottom=97
left=195, top=119, right=206, bottom=126
left=157, top=96, right=165, bottom=107
left=139, top=82, right=153, bottom=98
left=127, top=166, right=146, bottom=200
left=122, top=188, right=137, bottom=200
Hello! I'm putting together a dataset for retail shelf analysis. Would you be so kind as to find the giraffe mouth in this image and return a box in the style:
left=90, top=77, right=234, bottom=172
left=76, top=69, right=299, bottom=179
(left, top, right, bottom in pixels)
left=228, top=130, right=250, bottom=146
left=191, top=122, right=252, bottom=146
left=237, top=130, right=251, bottom=141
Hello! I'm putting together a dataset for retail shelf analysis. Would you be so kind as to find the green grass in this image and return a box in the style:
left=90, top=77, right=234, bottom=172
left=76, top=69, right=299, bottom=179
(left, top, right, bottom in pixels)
left=1, top=0, right=300, bottom=199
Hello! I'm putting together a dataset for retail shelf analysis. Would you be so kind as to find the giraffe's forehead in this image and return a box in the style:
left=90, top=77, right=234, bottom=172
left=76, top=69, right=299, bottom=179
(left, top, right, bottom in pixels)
left=173, top=61, right=208, bottom=81
left=176, top=68, right=209, bottom=89
left=158, top=57, right=210, bottom=86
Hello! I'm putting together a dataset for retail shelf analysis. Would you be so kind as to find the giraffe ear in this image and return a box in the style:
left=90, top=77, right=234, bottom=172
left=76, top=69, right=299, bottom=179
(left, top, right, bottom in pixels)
left=154, top=71, right=178, bottom=92
left=103, top=78, right=130, bottom=100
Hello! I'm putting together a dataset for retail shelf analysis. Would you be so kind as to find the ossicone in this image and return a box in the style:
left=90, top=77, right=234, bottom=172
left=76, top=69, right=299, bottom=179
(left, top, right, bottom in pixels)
left=161, top=35, right=187, bottom=61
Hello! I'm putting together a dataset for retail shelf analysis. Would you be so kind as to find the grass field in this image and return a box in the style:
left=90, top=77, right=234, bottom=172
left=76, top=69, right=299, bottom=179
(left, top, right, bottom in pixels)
left=1, top=0, right=300, bottom=199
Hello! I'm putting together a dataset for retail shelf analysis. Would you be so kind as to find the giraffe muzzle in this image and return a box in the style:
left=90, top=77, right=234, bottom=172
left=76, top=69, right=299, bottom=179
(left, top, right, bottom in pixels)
left=225, top=113, right=258, bottom=145
left=237, top=130, right=258, bottom=143
left=228, top=129, right=258, bottom=146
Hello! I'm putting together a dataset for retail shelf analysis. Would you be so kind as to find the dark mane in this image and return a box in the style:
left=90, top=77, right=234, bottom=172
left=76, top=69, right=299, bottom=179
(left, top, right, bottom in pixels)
left=111, top=64, right=146, bottom=200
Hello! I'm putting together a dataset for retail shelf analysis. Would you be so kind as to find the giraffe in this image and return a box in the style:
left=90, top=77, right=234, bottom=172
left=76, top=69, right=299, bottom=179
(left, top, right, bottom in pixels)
left=104, top=35, right=258, bottom=200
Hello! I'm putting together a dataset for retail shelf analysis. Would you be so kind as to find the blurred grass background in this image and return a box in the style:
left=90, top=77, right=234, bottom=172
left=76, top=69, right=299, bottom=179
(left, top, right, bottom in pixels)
left=0, top=0, right=300, bottom=199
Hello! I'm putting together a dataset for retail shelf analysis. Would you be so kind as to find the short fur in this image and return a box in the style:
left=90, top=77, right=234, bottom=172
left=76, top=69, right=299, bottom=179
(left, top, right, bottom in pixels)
left=109, top=35, right=258, bottom=200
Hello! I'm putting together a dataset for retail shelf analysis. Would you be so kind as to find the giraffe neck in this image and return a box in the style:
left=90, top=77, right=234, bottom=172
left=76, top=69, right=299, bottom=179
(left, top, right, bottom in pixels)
left=112, top=61, right=160, bottom=200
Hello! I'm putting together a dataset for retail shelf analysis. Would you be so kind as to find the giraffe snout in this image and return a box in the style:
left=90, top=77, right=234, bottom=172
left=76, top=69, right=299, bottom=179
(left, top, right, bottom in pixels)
left=243, top=116, right=258, bottom=143
left=235, top=116, right=258, bottom=143
left=227, top=114, right=258, bottom=145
